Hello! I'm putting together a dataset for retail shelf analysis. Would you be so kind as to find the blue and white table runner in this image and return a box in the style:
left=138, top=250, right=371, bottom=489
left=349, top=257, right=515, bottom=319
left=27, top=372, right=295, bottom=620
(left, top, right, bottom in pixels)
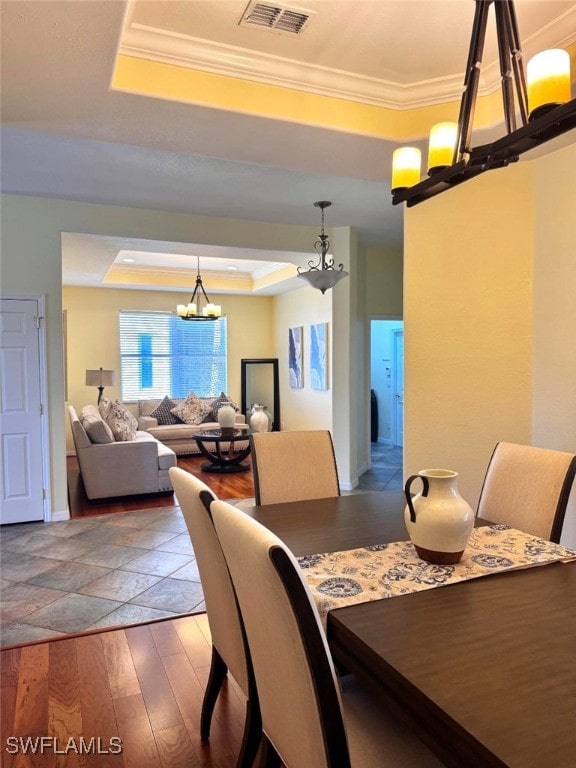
left=297, top=525, right=576, bottom=625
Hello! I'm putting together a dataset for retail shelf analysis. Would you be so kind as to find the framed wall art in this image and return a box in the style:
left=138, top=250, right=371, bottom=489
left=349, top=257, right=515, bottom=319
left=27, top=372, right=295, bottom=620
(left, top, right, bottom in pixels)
left=310, top=322, right=328, bottom=390
left=288, top=326, right=303, bottom=388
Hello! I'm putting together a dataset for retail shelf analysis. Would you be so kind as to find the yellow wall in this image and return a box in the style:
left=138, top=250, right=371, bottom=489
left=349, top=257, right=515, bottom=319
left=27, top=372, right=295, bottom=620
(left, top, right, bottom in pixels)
left=404, top=162, right=535, bottom=507
left=63, top=286, right=274, bottom=451
left=404, top=143, right=576, bottom=547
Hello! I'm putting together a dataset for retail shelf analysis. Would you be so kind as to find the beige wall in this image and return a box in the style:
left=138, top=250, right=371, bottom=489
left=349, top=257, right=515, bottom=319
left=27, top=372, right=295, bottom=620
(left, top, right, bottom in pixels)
left=274, top=283, right=332, bottom=432
left=63, top=285, right=274, bottom=451
left=404, top=143, right=576, bottom=547
left=365, top=245, right=403, bottom=317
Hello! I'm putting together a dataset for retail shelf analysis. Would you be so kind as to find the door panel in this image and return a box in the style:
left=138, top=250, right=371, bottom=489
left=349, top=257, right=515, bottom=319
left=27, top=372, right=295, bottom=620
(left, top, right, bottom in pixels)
left=1, top=299, right=45, bottom=523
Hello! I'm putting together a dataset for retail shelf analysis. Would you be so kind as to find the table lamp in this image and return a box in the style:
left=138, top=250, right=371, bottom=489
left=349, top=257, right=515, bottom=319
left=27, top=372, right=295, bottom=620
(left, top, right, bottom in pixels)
left=85, top=367, right=116, bottom=405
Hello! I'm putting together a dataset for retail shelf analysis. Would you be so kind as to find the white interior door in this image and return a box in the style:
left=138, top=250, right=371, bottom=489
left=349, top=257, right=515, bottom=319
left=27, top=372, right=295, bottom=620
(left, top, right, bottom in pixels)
left=1, top=298, right=45, bottom=523
left=392, top=329, right=404, bottom=447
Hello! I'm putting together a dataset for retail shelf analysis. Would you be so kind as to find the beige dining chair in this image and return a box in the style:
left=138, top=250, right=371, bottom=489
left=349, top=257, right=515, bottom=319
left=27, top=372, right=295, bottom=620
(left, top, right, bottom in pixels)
left=211, top=498, right=444, bottom=768
left=169, top=468, right=260, bottom=768
left=477, top=442, right=576, bottom=543
left=250, top=430, right=340, bottom=505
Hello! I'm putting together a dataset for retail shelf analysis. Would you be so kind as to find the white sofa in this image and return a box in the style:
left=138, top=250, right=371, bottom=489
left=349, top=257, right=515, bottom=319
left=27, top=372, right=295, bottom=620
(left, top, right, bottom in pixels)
left=137, top=397, right=247, bottom=456
left=68, top=405, right=177, bottom=500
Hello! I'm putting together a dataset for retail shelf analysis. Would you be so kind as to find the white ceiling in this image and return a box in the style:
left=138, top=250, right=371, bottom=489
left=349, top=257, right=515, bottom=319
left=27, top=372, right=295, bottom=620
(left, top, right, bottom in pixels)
left=1, top=0, right=575, bottom=294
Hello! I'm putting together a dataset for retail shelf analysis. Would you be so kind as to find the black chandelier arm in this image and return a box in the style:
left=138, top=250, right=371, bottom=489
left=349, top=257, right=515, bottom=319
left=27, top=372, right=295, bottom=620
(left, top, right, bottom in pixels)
left=494, top=0, right=529, bottom=133
left=505, top=0, right=529, bottom=125
left=188, top=274, right=212, bottom=305
left=454, top=0, right=491, bottom=163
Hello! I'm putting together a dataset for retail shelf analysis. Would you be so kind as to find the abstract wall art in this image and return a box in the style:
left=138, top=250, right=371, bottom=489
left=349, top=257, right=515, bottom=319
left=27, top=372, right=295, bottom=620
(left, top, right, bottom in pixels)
left=288, top=326, right=303, bottom=388
left=310, top=322, right=328, bottom=390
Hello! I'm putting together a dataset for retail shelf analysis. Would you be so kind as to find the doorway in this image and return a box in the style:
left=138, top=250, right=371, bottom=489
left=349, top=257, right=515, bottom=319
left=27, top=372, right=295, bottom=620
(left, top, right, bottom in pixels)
left=370, top=320, right=404, bottom=447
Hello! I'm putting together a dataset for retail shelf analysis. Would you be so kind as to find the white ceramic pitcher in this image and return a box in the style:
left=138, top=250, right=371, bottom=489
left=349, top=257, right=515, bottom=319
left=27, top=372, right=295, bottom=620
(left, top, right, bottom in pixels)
left=404, top=469, right=474, bottom=564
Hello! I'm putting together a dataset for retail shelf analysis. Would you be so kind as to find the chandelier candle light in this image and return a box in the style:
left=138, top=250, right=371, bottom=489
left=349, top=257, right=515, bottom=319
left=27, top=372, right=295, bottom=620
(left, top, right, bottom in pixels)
left=297, top=201, right=349, bottom=294
left=391, top=0, right=576, bottom=206
left=177, top=257, right=222, bottom=320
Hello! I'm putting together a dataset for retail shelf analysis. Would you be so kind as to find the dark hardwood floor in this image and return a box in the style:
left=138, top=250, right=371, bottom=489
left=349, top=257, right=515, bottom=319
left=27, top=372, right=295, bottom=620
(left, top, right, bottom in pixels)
left=67, top=455, right=255, bottom=518
left=0, top=613, right=248, bottom=767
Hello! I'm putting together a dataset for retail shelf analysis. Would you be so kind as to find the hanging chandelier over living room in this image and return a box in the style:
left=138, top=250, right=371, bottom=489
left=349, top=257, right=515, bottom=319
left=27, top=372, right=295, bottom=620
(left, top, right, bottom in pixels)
left=176, top=257, right=222, bottom=321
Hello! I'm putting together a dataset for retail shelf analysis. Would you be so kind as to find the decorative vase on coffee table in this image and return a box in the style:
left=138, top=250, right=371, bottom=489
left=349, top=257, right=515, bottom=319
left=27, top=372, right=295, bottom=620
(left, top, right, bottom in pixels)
left=249, top=404, right=272, bottom=433
left=217, top=404, right=236, bottom=435
left=404, top=469, right=474, bottom=564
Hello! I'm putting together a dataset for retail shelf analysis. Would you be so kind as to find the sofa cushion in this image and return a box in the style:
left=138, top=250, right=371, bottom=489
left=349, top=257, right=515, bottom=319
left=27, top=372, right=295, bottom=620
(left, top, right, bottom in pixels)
left=99, top=398, right=138, bottom=441
left=150, top=396, right=182, bottom=425
left=171, top=393, right=212, bottom=425
left=82, top=414, right=115, bottom=444
left=209, top=392, right=240, bottom=421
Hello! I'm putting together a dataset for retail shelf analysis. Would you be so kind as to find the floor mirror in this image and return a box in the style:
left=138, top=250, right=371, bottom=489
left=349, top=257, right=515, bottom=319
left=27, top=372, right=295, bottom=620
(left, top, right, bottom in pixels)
left=241, top=358, right=280, bottom=431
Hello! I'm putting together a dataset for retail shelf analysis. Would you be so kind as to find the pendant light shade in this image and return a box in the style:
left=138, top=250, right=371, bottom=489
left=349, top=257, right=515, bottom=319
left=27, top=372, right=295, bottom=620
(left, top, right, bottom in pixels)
left=297, top=201, right=349, bottom=294
left=176, top=257, right=222, bottom=320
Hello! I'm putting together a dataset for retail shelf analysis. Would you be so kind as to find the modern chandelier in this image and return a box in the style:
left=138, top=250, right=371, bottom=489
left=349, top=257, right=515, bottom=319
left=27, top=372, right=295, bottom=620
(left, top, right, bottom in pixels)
left=297, top=201, right=349, bottom=294
left=176, top=257, right=222, bottom=320
left=391, top=0, right=576, bottom=207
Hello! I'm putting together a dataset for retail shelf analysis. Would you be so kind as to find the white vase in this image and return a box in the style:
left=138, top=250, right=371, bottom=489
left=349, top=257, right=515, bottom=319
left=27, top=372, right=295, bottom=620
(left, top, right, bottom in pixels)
left=249, top=404, right=271, bottom=433
left=217, top=404, right=236, bottom=429
left=404, top=469, right=474, bottom=564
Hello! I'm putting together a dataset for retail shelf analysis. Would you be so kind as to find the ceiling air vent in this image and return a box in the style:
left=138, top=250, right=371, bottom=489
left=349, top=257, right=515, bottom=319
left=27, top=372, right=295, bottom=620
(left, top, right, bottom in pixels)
left=239, top=2, right=312, bottom=35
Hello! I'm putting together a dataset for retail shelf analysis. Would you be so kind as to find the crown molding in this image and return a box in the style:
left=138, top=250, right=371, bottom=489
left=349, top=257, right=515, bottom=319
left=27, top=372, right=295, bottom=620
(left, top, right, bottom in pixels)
left=119, top=11, right=576, bottom=111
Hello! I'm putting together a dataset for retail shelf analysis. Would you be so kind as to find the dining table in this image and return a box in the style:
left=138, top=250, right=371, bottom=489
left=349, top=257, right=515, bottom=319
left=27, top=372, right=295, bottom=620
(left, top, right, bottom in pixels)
left=242, top=491, right=576, bottom=768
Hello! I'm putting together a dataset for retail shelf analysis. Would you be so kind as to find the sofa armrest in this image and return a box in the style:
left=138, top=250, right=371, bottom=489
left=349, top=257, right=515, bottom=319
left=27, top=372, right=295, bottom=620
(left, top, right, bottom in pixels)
left=76, top=439, right=161, bottom=499
left=138, top=415, right=158, bottom=431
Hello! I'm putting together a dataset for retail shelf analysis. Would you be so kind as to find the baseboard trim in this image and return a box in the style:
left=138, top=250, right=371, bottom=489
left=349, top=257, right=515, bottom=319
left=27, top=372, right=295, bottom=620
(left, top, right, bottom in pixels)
left=340, top=478, right=359, bottom=492
left=50, top=508, right=71, bottom=522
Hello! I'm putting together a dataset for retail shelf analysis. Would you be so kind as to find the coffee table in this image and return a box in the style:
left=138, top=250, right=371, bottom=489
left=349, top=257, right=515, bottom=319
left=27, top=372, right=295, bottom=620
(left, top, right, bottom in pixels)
left=193, top=428, right=253, bottom=473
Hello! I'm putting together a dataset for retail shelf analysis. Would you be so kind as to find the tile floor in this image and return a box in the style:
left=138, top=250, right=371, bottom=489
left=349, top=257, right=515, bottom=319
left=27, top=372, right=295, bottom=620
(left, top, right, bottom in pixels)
left=0, top=444, right=402, bottom=647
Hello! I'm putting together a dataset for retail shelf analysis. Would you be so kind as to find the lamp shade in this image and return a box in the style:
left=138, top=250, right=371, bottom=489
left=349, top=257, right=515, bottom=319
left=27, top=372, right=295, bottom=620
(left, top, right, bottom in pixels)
left=427, top=122, right=458, bottom=173
left=85, top=368, right=116, bottom=387
left=391, top=147, right=421, bottom=190
left=527, top=49, right=571, bottom=119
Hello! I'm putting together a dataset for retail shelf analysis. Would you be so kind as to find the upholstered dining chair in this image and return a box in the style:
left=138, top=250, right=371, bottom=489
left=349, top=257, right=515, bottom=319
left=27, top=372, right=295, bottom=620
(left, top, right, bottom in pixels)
left=169, top=468, right=260, bottom=768
left=250, top=430, right=340, bottom=505
left=211, top=498, right=444, bottom=768
left=477, top=442, right=576, bottom=543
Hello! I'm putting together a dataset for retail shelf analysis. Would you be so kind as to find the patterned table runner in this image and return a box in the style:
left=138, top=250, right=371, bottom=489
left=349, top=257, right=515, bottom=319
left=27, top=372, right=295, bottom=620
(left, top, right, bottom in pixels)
left=297, top=525, right=576, bottom=626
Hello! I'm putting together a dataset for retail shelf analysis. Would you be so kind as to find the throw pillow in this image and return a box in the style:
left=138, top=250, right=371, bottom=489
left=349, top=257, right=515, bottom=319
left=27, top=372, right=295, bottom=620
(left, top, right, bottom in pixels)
left=171, top=392, right=212, bottom=425
left=209, top=392, right=240, bottom=421
left=82, top=414, right=114, bottom=444
left=99, top=398, right=138, bottom=441
left=150, top=396, right=182, bottom=425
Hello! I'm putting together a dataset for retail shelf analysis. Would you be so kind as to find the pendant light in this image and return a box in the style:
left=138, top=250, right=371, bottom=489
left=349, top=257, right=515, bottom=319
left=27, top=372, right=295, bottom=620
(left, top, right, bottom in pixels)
left=176, top=257, right=222, bottom=320
left=297, top=201, right=349, bottom=294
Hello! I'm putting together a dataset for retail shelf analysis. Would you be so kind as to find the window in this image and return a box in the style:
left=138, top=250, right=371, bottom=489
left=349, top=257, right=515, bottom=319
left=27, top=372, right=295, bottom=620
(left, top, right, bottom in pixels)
left=119, top=311, right=227, bottom=401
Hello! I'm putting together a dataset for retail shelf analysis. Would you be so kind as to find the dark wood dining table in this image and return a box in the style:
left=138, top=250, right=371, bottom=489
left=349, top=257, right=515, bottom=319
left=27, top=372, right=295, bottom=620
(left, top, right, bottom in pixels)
left=242, top=492, right=576, bottom=768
